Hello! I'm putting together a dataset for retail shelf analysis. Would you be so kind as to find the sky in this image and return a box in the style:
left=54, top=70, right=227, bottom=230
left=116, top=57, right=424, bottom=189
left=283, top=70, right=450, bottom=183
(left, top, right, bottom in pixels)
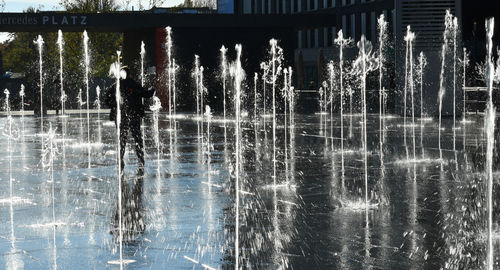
left=0, top=0, right=184, bottom=43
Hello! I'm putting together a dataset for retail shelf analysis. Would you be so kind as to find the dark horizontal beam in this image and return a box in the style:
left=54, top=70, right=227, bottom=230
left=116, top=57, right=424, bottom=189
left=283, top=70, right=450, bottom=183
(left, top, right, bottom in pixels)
left=0, top=12, right=333, bottom=32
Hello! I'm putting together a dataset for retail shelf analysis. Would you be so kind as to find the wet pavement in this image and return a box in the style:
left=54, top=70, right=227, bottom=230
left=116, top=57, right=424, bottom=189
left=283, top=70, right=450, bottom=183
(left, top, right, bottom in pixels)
left=0, top=113, right=498, bottom=269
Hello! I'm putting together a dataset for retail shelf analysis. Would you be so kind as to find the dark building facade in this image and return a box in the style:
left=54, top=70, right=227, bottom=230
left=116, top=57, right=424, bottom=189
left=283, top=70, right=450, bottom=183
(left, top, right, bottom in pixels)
left=236, top=0, right=467, bottom=116
left=236, top=0, right=394, bottom=91
left=395, top=0, right=462, bottom=116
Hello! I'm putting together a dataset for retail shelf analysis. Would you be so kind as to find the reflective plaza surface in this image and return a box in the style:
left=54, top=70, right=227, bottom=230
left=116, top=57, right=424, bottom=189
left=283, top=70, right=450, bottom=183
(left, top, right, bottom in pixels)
left=0, top=113, right=498, bottom=269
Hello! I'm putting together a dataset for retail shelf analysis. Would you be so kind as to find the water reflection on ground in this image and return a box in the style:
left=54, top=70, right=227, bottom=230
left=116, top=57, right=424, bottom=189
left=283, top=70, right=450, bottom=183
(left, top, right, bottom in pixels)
left=0, top=113, right=498, bottom=269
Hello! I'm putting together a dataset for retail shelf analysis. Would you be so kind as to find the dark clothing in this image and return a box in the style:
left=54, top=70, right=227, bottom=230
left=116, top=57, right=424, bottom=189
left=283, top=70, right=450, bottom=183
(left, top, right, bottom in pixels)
left=120, top=117, right=143, bottom=170
left=105, top=77, right=154, bottom=171
left=105, top=78, right=155, bottom=122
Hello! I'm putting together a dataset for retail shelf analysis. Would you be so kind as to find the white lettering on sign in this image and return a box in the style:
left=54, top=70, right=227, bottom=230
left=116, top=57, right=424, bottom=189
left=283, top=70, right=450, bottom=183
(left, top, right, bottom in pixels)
left=0, top=15, right=38, bottom=25
left=0, top=15, right=89, bottom=26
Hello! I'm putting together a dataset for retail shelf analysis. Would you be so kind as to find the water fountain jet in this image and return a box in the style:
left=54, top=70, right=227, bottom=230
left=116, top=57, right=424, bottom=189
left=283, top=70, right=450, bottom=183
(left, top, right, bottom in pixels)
left=484, top=17, right=495, bottom=270
left=57, top=30, right=65, bottom=116
left=352, top=35, right=378, bottom=207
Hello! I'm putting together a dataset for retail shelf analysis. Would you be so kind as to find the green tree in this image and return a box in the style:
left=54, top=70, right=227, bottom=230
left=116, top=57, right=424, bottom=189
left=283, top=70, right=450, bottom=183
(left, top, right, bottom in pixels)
left=60, top=0, right=119, bottom=13
left=2, top=1, right=123, bottom=110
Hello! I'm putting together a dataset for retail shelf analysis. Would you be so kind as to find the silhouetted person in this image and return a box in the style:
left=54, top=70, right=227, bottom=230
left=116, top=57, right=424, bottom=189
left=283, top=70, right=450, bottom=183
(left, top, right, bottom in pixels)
left=105, top=67, right=154, bottom=173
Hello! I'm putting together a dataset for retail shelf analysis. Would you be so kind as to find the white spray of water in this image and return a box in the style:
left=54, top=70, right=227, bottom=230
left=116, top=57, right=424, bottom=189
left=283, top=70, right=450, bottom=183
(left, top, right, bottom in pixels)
left=140, top=41, right=146, bottom=87
left=199, top=66, right=206, bottom=117
left=287, top=67, right=296, bottom=187
left=34, top=35, right=44, bottom=131
left=452, top=17, right=458, bottom=166
left=461, top=48, right=470, bottom=167
left=335, top=30, right=353, bottom=143
left=404, top=26, right=416, bottom=161
left=95, top=86, right=101, bottom=117
left=452, top=16, right=458, bottom=123
left=484, top=17, right=495, bottom=270
left=150, top=96, right=162, bottom=155
left=205, top=105, right=212, bottom=188
left=403, top=26, right=411, bottom=156
left=108, top=52, right=125, bottom=269
left=254, top=72, right=259, bottom=120
left=140, top=41, right=147, bottom=161
left=282, top=68, right=289, bottom=184
left=230, top=44, right=245, bottom=270
left=95, top=86, right=102, bottom=144
left=220, top=45, right=228, bottom=141
left=328, top=61, right=334, bottom=151
left=42, top=124, right=58, bottom=270
left=4, top=89, right=23, bottom=270
left=267, top=39, right=283, bottom=188
left=377, top=14, right=388, bottom=163
left=194, top=55, right=201, bottom=117
left=462, top=48, right=469, bottom=121
left=172, top=58, right=178, bottom=117
left=57, top=30, right=65, bottom=115
left=335, top=30, right=352, bottom=182
left=417, top=52, right=427, bottom=159
left=19, top=85, right=25, bottom=136
left=352, top=35, right=378, bottom=207
left=165, top=27, right=175, bottom=120
left=438, top=10, right=455, bottom=163
left=261, top=62, right=269, bottom=117
left=83, top=31, right=91, bottom=168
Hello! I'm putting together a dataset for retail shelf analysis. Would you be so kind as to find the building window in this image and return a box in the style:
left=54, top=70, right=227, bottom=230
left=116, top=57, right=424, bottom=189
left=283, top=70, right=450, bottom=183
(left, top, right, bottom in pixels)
left=298, top=30, right=303, bottom=49
left=307, top=29, right=312, bottom=48
left=243, top=0, right=252, bottom=13
left=291, top=0, right=295, bottom=13
left=361, top=12, right=366, bottom=36
left=298, top=0, right=302, bottom=12
left=342, top=15, right=347, bottom=35
left=314, top=28, right=319, bottom=48
left=304, top=66, right=318, bottom=89
left=323, top=27, right=328, bottom=47
left=350, top=14, right=356, bottom=39
left=370, top=11, right=376, bottom=42
left=331, top=0, right=335, bottom=7
left=331, top=26, right=337, bottom=46
left=350, top=0, right=354, bottom=5
left=342, top=0, right=346, bottom=6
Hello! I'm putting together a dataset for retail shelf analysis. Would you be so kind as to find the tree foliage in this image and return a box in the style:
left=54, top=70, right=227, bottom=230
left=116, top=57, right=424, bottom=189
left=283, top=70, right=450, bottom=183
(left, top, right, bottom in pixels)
left=176, top=0, right=216, bottom=9
left=1, top=1, right=123, bottom=109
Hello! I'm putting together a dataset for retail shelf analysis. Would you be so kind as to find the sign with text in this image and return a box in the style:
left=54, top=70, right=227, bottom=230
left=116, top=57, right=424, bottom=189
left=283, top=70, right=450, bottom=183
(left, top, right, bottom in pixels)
left=0, top=14, right=87, bottom=26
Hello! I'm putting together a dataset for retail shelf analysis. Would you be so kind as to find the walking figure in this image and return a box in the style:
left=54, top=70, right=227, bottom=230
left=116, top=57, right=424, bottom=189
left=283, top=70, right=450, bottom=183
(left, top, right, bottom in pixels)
left=106, top=67, right=155, bottom=174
